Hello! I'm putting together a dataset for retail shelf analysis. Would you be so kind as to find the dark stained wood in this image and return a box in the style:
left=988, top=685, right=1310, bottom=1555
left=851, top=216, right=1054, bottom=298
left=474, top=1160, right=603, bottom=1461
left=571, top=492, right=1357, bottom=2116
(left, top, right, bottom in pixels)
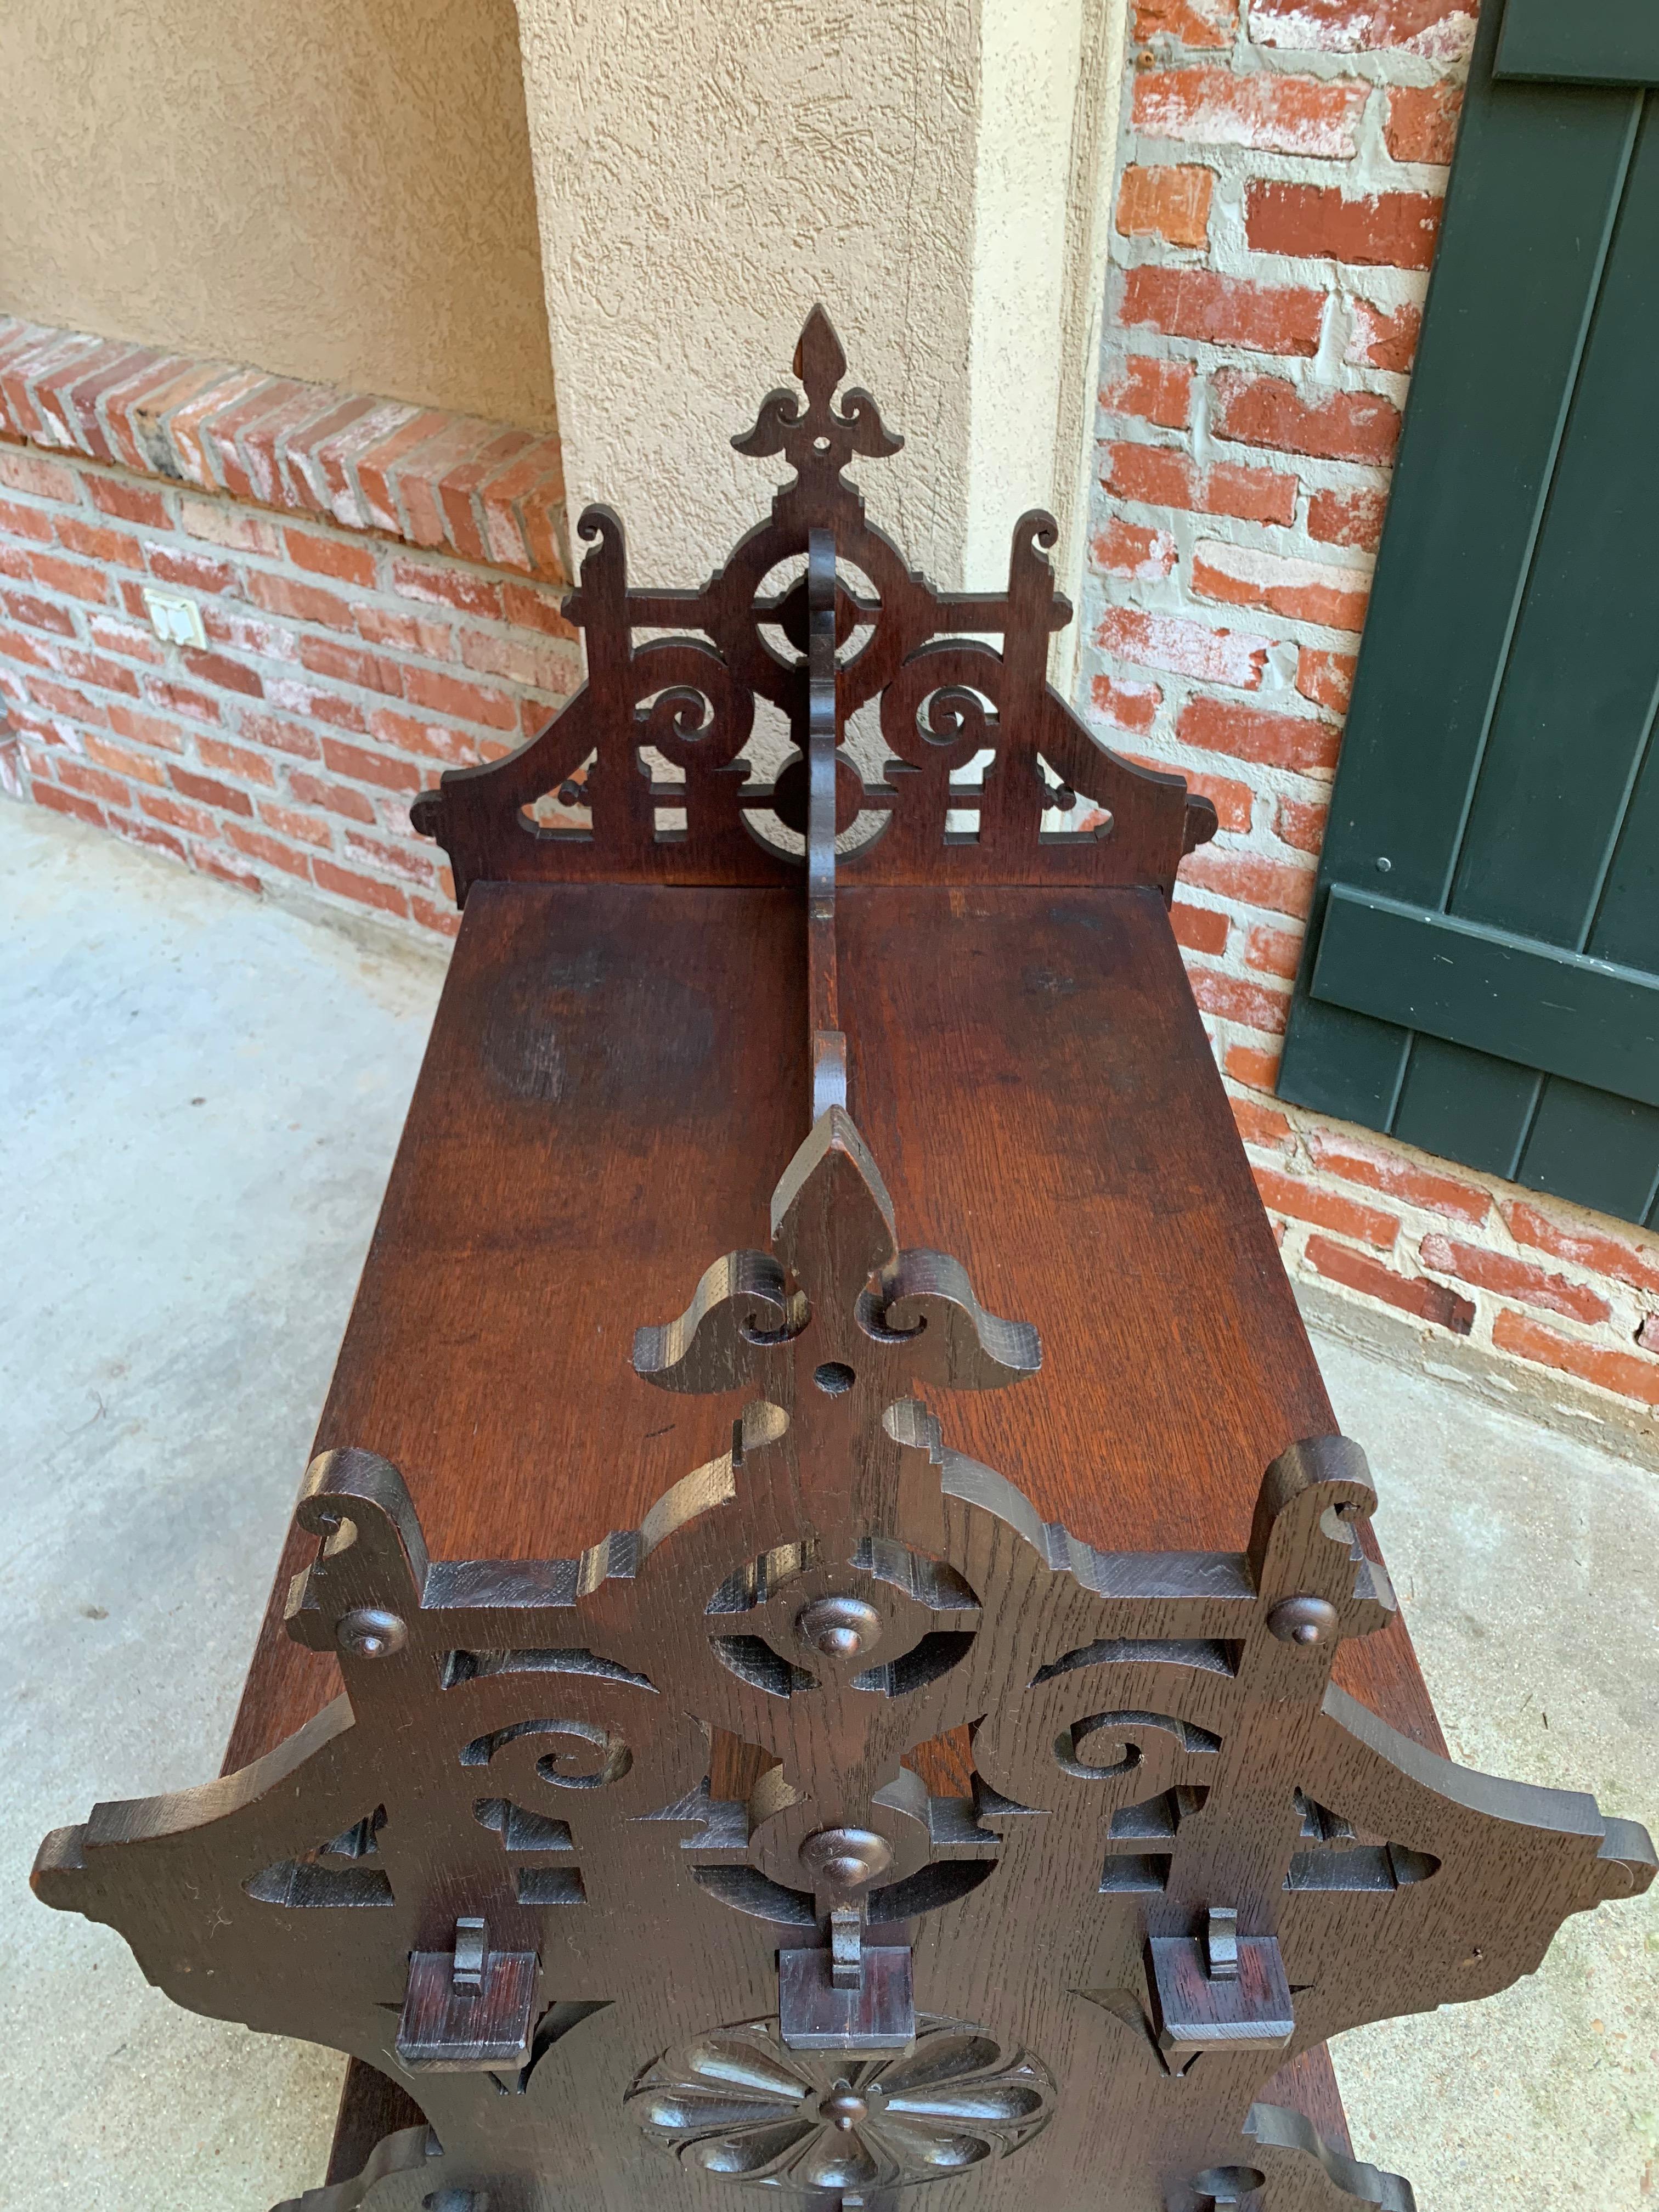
left=223, top=884, right=1441, bottom=1781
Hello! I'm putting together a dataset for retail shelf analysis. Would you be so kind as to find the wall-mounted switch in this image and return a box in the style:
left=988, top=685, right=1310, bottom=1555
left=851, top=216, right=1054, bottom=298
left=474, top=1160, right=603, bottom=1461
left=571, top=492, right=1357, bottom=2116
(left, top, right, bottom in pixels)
left=142, top=588, right=207, bottom=650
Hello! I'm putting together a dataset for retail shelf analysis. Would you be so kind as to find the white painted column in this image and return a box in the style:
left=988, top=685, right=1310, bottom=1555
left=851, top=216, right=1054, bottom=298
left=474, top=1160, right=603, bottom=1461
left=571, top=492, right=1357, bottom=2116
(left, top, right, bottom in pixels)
left=513, top=0, right=1126, bottom=665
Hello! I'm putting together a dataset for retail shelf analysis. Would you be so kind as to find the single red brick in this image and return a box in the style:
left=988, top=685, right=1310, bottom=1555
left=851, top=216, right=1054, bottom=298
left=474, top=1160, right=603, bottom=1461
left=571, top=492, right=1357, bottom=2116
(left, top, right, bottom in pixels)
left=285, top=769, right=377, bottom=823
left=170, top=765, right=253, bottom=816
left=1502, top=1200, right=1659, bottom=1297
left=256, top=799, right=335, bottom=849
left=1142, top=756, right=1254, bottom=833
left=499, top=579, right=578, bottom=640
left=1177, top=696, right=1341, bottom=774
left=354, top=603, right=454, bottom=658
left=146, top=545, right=239, bottom=596
left=1246, top=182, right=1444, bottom=270
left=1190, top=968, right=1294, bottom=1034
left=1419, top=1234, right=1610, bottom=1325
left=56, top=756, right=132, bottom=808
left=202, top=608, right=301, bottom=662
left=108, top=702, right=188, bottom=754
left=1305, top=1235, right=1474, bottom=1331
left=27, top=553, right=112, bottom=606
left=1121, top=266, right=1325, bottom=357
left=107, top=811, right=187, bottom=863
left=1088, top=673, right=1163, bottom=735
left=1296, top=646, right=1356, bottom=713
left=1308, top=486, right=1389, bottom=550
left=34, top=780, right=107, bottom=829
left=53, top=645, right=141, bottom=697
left=365, top=708, right=483, bottom=766
left=1245, top=920, right=1302, bottom=978
left=401, top=665, right=518, bottom=731
left=1103, top=441, right=1296, bottom=525
left=1346, top=298, right=1423, bottom=373
left=1194, top=539, right=1371, bottom=631
left=244, top=568, right=357, bottom=632
left=1133, top=0, right=1237, bottom=45
left=1181, top=844, right=1317, bottom=918
left=407, top=892, right=462, bottom=939
left=140, top=789, right=222, bottom=840
left=0, top=623, right=53, bottom=669
left=350, top=409, right=454, bottom=532
left=1100, top=356, right=1194, bottom=431
left=178, top=494, right=284, bottom=557
left=1172, top=898, right=1229, bottom=957
left=189, top=840, right=264, bottom=894
left=1250, top=0, right=1475, bottom=60
left=1493, top=1311, right=1659, bottom=1408
left=56, top=516, right=147, bottom=569
left=237, top=710, right=322, bottom=761
left=1276, top=794, right=1329, bottom=852
left=143, top=674, right=223, bottom=725
left=0, top=495, right=57, bottom=543
left=458, top=627, right=581, bottom=693
left=20, top=674, right=108, bottom=724
left=311, top=856, right=409, bottom=918
left=196, top=735, right=279, bottom=787
left=297, top=634, right=405, bottom=696
left=1091, top=518, right=1178, bottom=581
left=1385, top=82, right=1463, bottom=164
left=1226, top=1041, right=1283, bottom=1090
left=1096, top=607, right=1269, bottom=689
left=1212, top=371, right=1402, bottom=464
left=86, top=475, right=172, bottom=528
left=1133, top=65, right=1367, bottom=157
left=1254, top=1166, right=1398, bottom=1247
left=4, top=584, right=78, bottom=635
left=1231, top=1094, right=1293, bottom=1150
left=1308, top=1128, right=1492, bottom=1223
left=87, top=612, right=165, bottom=665
left=82, top=733, right=170, bottom=787
left=1117, top=164, right=1215, bottom=249
left=264, top=678, right=368, bottom=731
left=389, top=557, right=504, bottom=621
left=319, top=737, right=425, bottom=794
left=284, top=526, right=379, bottom=588
left=179, top=648, right=264, bottom=699
left=342, top=827, right=437, bottom=885
left=223, top=820, right=313, bottom=880
left=0, top=448, right=80, bottom=502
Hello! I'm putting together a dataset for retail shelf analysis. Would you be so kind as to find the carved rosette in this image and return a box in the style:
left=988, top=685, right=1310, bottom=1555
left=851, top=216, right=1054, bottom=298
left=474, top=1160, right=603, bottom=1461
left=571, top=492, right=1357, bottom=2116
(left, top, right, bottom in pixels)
left=627, top=2015, right=1056, bottom=2194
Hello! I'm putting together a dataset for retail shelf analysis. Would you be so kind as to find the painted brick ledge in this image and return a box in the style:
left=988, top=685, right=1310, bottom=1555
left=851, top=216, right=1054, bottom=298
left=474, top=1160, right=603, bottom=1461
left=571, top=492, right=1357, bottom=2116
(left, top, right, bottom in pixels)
left=0, top=317, right=567, bottom=584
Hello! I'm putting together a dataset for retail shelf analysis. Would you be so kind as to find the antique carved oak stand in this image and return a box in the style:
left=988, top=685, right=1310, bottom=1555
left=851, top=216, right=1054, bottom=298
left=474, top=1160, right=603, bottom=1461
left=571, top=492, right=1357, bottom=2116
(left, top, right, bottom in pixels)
left=35, top=313, right=1654, bottom=2212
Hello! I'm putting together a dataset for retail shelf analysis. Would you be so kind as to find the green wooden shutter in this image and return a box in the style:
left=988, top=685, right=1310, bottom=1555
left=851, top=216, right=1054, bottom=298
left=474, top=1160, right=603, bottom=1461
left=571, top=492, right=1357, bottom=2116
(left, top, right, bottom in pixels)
left=1278, top=0, right=1659, bottom=1230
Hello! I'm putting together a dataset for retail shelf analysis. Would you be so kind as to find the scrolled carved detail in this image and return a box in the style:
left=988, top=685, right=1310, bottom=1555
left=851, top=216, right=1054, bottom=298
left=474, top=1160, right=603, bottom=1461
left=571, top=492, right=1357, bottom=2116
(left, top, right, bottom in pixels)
left=407, top=307, right=1215, bottom=905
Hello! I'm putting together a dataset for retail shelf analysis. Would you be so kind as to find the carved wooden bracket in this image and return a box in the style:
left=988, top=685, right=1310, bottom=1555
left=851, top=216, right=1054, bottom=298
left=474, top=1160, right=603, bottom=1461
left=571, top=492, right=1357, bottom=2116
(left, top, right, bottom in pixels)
left=32, top=1108, right=1654, bottom=2212
left=407, top=307, right=1217, bottom=907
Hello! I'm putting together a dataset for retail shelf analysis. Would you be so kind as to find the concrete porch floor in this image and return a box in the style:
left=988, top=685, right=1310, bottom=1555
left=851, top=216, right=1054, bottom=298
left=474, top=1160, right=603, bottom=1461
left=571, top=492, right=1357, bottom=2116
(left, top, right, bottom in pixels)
left=2, top=799, right=1655, bottom=2210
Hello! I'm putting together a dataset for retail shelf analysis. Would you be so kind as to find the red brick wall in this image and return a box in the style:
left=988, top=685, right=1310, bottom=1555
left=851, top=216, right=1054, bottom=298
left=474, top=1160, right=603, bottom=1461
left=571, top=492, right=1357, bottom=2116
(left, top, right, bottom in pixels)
left=1082, top=0, right=1659, bottom=1426
left=0, top=318, right=577, bottom=934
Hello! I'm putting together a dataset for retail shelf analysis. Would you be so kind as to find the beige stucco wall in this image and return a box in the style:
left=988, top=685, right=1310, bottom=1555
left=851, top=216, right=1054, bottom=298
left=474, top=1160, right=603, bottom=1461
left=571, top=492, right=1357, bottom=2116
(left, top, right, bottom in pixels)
left=513, top=0, right=1126, bottom=628
left=0, top=0, right=560, bottom=432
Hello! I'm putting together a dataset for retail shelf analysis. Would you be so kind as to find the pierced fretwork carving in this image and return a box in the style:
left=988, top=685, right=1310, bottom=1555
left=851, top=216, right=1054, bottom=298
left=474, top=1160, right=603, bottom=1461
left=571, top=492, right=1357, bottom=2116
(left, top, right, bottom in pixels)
left=31, top=1106, right=1655, bottom=2212
left=407, top=307, right=1217, bottom=907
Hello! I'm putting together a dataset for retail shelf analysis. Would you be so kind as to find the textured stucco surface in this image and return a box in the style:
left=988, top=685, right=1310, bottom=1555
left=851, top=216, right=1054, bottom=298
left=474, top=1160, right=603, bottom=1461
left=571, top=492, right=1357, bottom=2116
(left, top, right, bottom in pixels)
left=0, top=0, right=560, bottom=431
left=512, top=0, right=1125, bottom=595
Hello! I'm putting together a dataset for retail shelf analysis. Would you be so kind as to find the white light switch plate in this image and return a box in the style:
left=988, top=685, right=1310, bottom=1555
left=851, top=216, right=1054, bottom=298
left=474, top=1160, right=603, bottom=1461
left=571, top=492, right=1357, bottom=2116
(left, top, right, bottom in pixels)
left=141, top=588, right=207, bottom=649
